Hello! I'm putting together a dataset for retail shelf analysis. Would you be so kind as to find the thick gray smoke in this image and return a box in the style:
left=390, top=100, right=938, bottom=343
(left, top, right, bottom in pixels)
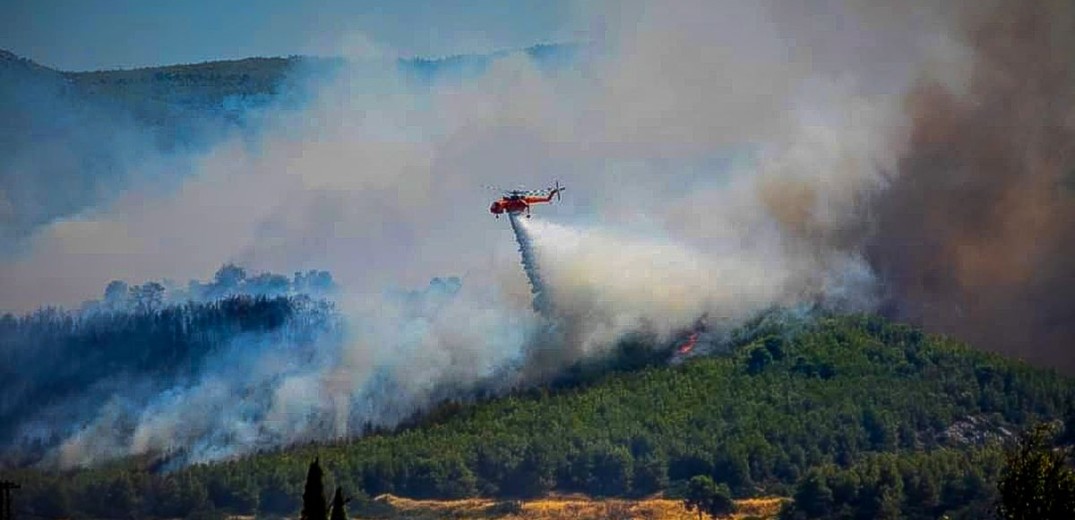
left=4, top=0, right=1072, bottom=468
left=864, top=0, right=1075, bottom=371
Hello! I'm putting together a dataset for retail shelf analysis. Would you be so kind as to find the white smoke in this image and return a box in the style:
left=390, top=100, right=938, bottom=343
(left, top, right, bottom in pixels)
left=0, top=0, right=977, bottom=467
left=526, top=218, right=787, bottom=343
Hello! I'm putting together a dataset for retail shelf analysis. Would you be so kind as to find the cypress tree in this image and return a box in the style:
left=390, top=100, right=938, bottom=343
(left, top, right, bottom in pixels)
left=329, top=486, right=350, bottom=520
left=301, top=458, right=328, bottom=520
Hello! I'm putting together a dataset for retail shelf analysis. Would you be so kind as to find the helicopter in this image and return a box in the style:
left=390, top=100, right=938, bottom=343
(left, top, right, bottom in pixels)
left=489, top=180, right=565, bottom=218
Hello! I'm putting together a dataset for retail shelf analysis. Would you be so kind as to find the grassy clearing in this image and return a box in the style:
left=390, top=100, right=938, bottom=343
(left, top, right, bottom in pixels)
left=367, top=494, right=787, bottom=519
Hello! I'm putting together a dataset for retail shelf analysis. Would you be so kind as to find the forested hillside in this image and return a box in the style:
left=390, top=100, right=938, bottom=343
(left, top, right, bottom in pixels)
left=0, top=264, right=341, bottom=470
left=4, top=315, right=1072, bottom=519
left=63, top=56, right=330, bottom=139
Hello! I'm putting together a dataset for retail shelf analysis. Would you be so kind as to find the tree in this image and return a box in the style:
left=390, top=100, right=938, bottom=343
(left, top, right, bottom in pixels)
left=215, top=263, right=247, bottom=288
left=103, top=280, right=129, bottom=309
left=329, top=486, right=350, bottom=520
left=89, top=475, right=137, bottom=518
left=246, top=273, right=291, bottom=296
left=684, top=475, right=735, bottom=520
left=996, top=423, right=1075, bottom=520
left=27, top=482, right=72, bottom=518
left=302, top=458, right=328, bottom=520
left=633, top=452, right=669, bottom=496
left=210, top=263, right=247, bottom=298
left=502, top=447, right=555, bottom=498
left=130, top=282, right=165, bottom=313
left=294, top=269, right=336, bottom=295
left=857, top=461, right=903, bottom=520
left=747, top=346, right=773, bottom=375
left=788, top=470, right=833, bottom=518
left=589, top=446, right=634, bottom=496
left=207, top=474, right=258, bottom=513
left=258, top=472, right=298, bottom=516
left=1060, top=403, right=1075, bottom=445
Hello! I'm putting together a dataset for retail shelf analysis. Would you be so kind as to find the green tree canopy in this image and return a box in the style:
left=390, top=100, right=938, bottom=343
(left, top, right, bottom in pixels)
left=996, top=423, right=1075, bottom=520
left=684, top=475, right=735, bottom=519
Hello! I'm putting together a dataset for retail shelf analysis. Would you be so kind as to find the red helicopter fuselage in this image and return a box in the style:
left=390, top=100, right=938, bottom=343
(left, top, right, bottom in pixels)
left=489, top=186, right=563, bottom=218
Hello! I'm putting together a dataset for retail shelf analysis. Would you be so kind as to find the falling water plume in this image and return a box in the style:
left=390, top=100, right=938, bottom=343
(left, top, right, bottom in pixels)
left=508, top=213, right=550, bottom=315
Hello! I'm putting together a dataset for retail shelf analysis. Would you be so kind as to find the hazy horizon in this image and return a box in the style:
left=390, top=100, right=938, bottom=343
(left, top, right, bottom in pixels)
left=0, top=0, right=582, bottom=71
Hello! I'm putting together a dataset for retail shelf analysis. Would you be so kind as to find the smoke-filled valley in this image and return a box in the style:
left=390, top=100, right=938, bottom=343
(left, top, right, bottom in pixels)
left=3, top=0, right=1075, bottom=491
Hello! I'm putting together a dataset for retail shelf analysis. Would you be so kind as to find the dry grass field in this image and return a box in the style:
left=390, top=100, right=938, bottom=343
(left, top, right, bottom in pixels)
left=366, top=494, right=788, bottom=519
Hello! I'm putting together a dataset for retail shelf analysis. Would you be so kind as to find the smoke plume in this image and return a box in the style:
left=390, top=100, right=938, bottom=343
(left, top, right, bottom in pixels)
left=865, top=0, right=1075, bottom=371
left=3, top=0, right=1075, bottom=467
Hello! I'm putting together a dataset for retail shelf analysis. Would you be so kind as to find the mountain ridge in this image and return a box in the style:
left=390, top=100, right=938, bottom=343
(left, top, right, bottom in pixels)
left=0, top=41, right=578, bottom=75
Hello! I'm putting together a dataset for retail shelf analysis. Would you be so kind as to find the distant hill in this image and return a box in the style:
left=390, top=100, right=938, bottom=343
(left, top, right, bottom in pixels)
left=4, top=42, right=579, bottom=131
left=0, top=44, right=578, bottom=246
left=0, top=49, right=65, bottom=77
left=61, top=56, right=326, bottom=133
left=4, top=314, right=1072, bottom=519
left=1, top=50, right=321, bottom=142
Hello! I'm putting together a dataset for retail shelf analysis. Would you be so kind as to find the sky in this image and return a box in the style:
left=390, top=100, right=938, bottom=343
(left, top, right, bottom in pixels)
left=0, top=0, right=579, bottom=70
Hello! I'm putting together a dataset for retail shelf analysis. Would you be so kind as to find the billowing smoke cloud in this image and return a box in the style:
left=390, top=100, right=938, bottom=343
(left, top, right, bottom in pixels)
left=523, top=217, right=792, bottom=350
left=0, top=51, right=156, bottom=251
left=3, top=0, right=1074, bottom=467
left=38, top=278, right=536, bottom=468
left=867, top=0, right=1075, bottom=371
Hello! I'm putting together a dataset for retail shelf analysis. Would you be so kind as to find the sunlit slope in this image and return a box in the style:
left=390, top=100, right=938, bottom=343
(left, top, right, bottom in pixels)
left=374, top=494, right=787, bottom=519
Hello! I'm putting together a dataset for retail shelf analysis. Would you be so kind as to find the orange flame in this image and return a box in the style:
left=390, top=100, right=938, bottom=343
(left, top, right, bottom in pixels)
left=676, top=332, right=699, bottom=355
